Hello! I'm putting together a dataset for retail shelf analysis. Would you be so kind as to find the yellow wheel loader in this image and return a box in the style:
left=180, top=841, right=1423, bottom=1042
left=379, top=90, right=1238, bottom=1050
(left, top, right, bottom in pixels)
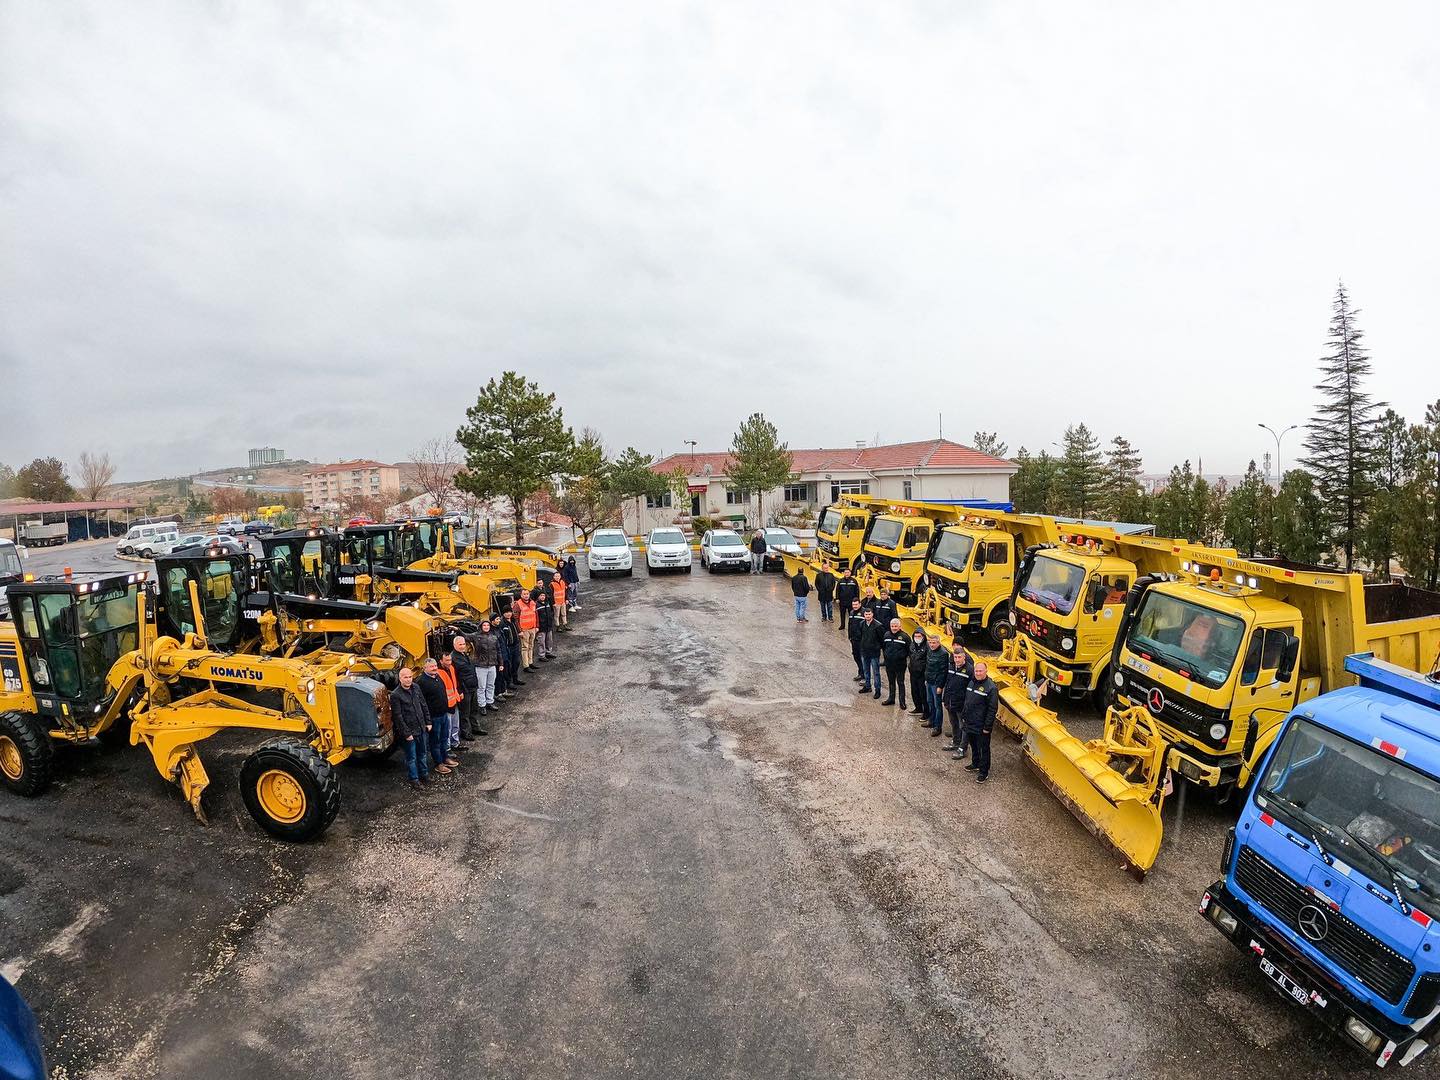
left=0, top=569, right=392, bottom=840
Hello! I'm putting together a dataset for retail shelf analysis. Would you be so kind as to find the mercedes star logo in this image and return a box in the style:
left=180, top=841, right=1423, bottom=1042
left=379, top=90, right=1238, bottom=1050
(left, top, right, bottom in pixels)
left=1147, top=687, right=1166, bottom=715
left=1297, top=904, right=1329, bottom=942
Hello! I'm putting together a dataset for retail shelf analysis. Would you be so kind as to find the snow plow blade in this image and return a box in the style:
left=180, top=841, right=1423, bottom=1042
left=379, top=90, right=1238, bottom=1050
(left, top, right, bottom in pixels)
left=998, top=684, right=1169, bottom=879
left=780, top=552, right=816, bottom=584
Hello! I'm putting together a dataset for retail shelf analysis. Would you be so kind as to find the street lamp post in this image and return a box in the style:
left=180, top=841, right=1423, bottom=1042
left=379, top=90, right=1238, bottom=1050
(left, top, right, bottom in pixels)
left=1257, top=423, right=1297, bottom=487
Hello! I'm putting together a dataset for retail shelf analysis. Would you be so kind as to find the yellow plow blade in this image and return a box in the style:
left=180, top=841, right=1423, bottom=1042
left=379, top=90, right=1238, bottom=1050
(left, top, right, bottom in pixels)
left=780, top=552, right=816, bottom=584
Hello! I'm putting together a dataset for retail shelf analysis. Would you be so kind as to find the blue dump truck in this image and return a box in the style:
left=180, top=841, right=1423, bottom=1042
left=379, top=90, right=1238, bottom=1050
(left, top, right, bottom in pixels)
left=1201, top=653, right=1440, bottom=1067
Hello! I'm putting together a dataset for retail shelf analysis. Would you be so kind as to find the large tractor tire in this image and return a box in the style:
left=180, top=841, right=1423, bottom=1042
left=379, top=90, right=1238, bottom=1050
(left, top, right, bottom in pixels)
left=0, top=711, right=54, bottom=797
left=239, top=738, right=341, bottom=842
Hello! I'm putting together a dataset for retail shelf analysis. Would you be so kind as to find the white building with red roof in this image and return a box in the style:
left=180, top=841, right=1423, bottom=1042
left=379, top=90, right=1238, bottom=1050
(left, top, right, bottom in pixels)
left=627, top=439, right=1016, bottom=533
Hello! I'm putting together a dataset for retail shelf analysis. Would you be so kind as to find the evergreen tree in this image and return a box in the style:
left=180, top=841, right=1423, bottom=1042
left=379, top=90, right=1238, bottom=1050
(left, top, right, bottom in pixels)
left=609, top=447, right=669, bottom=530
left=1395, top=401, right=1440, bottom=589
left=16, top=457, right=74, bottom=502
left=1223, top=461, right=1272, bottom=556
left=1359, top=409, right=1418, bottom=579
left=1059, top=423, right=1104, bottom=517
left=1153, top=461, right=1198, bottom=539
left=455, top=372, right=575, bottom=542
left=971, top=431, right=1009, bottom=458
left=1101, top=436, right=1145, bottom=520
left=727, top=413, right=794, bottom=525
left=1272, top=469, right=1327, bottom=563
left=1301, top=282, right=1383, bottom=569
left=553, top=428, right=619, bottom=542
left=1010, top=447, right=1062, bottom=514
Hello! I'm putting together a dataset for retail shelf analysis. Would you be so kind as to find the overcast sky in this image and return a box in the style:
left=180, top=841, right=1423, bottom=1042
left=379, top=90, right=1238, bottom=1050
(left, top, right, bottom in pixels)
left=2, top=2, right=1436, bottom=483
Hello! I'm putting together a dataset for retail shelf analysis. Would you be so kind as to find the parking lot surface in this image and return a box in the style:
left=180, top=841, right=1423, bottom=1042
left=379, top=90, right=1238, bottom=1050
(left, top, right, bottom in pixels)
left=1, top=558, right=1377, bottom=1078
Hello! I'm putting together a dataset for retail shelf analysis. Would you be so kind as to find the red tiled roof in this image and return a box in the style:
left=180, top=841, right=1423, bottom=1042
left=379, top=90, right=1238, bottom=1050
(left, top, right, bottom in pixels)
left=304, top=459, right=391, bottom=475
left=651, top=439, right=1013, bottom=477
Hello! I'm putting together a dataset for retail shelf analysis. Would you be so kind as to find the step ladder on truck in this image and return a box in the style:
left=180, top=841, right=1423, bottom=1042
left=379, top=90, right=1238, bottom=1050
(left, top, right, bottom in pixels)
left=1201, top=652, right=1440, bottom=1068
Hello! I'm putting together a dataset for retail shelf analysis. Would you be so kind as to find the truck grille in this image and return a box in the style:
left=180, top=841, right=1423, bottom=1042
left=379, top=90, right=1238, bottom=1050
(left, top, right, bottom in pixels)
left=930, top=574, right=966, bottom=603
left=1119, top=669, right=1228, bottom=748
left=818, top=538, right=839, bottom=556
left=1235, top=845, right=1416, bottom=1005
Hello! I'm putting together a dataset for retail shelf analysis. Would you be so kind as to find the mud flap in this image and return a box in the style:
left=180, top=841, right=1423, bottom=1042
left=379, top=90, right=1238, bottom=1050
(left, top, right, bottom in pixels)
left=996, top=682, right=1169, bottom=878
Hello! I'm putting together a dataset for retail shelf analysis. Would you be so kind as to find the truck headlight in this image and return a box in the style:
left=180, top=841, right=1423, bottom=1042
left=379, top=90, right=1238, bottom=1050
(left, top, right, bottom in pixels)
left=1061, top=636, right=1074, bottom=651
left=364, top=618, right=380, bottom=631
left=1113, top=671, right=1125, bottom=687
left=1209, top=722, right=1228, bottom=741
left=1208, top=903, right=1238, bottom=935
left=1343, top=1016, right=1383, bottom=1054
left=890, top=561, right=901, bottom=573
left=957, top=586, right=968, bottom=600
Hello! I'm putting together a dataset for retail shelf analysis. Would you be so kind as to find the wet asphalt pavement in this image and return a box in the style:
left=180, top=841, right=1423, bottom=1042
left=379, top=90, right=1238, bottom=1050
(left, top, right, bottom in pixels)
left=0, top=556, right=1391, bottom=1078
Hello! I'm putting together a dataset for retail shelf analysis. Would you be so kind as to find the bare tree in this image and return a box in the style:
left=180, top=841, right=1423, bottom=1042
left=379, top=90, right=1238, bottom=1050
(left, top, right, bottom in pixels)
left=76, top=450, right=117, bottom=501
left=410, top=437, right=461, bottom=511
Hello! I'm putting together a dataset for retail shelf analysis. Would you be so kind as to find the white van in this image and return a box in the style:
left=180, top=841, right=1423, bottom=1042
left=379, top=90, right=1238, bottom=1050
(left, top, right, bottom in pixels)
left=117, top=523, right=182, bottom=558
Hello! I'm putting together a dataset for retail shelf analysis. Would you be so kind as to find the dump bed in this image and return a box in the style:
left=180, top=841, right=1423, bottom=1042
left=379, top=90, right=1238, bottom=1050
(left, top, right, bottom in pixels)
left=1362, top=582, right=1440, bottom=673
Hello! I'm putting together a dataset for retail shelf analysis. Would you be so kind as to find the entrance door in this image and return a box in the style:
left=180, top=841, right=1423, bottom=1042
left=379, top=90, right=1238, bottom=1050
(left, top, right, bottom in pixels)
left=690, top=494, right=702, bottom=517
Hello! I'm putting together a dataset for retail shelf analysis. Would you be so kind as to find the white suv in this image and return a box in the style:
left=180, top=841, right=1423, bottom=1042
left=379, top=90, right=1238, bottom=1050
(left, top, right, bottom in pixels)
left=700, top=529, right=749, bottom=572
left=117, top=523, right=182, bottom=558
left=645, top=528, right=692, bottom=573
left=587, top=529, right=633, bottom=576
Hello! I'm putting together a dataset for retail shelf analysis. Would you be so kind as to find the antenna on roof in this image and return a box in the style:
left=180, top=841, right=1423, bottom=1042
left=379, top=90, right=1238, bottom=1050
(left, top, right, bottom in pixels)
left=938, top=412, right=943, bottom=439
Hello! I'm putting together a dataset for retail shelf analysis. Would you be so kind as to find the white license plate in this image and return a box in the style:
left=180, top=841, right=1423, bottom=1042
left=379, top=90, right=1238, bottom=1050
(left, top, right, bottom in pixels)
left=1259, top=956, right=1311, bottom=1006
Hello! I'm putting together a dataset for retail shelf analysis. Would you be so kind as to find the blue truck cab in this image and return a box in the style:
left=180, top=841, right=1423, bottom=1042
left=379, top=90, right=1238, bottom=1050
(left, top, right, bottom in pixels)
left=1201, top=654, right=1440, bottom=1067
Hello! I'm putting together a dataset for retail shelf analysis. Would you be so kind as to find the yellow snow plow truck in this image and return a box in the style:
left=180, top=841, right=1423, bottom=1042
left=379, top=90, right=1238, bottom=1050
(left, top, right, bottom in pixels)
left=1000, top=550, right=1440, bottom=878
left=781, top=495, right=881, bottom=583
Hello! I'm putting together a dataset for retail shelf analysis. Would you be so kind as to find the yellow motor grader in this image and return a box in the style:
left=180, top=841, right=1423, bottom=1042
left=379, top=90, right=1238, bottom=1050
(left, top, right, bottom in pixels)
left=0, top=567, right=392, bottom=840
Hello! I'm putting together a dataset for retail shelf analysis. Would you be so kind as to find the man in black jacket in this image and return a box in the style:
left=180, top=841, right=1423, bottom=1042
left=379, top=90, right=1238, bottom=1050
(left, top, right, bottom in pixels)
left=941, top=643, right=975, bottom=753
left=749, top=530, right=766, bottom=575
left=466, top=626, right=497, bottom=731
left=923, top=634, right=949, bottom=733
left=906, top=629, right=930, bottom=719
left=871, top=587, right=898, bottom=631
left=880, top=618, right=911, bottom=707
left=814, top=564, right=836, bottom=623
left=418, top=660, right=458, bottom=775
left=835, top=571, right=860, bottom=631
left=960, top=661, right=999, bottom=782
left=390, top=667, right=431, bottom=790
left=534, top=586, right=556, bottom=662
left=857, top=609, right=885, bottom=698
left=451, top=635, right=481, bottom=740
left=789, top=570, right=811, bottom=622
left=498, top=608, right=522, bottom=692
left=845, top=599, right=866, bottom=681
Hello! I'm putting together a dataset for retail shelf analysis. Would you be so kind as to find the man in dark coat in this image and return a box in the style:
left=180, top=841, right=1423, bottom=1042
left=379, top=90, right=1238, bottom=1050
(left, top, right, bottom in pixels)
left=749, top=530, right=767, bottom=574
left=871, top=587, right=898, bottom=631
left=562, top=555, right=582, bottom=611
left=923, top=634, right=949, bottom=733
left=941, top=643, right=975, bottom=753
left=418, top=660, right=458, bottom=774
left=813, top=564, right=837, bottom=623
left=390, top=666, right=431, bottom=790
left=906, top=629, right=930, bottom=719
left=534, top=586, right=556, bottom=661
left=789, top=570, right=811, bottom=622
left=845, top=599, right=866, bottom=681
left=856, top=609, right=885, bottom=699
left=880, top=618, right=911, bottom=708
left=499, top=608, right=522, bottom=691
left=451, top=635, right=481, bottom=739
left=961, top=661, right=999, bottom=782
left=835, top=571, right=860, bottom=630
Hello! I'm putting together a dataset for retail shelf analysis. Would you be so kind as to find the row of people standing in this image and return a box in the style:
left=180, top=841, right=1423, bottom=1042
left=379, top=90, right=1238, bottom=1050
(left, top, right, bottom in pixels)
left=803, top=562, right=999, bottom=783
left=385, top=555, right=584, bottom=791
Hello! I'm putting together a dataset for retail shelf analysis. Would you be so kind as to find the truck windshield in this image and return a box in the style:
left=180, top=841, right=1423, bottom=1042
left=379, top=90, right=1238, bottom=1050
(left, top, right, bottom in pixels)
left=1018, top=554, right=1085, bottom=615
left=1259, top=718, right=1440, bottom=914
left=592, top=533, right=627, bottom=547
left=817, top=509, right=842, bottom=536
left=930, top=531, right=975, bottom=573
left=1128, top=591, right=1245, bottom=689
left=650, top=530, right=685, bottom=545
left=868, top=518, right=903, bottom=550
left=0, top=545, right=20, bottom=579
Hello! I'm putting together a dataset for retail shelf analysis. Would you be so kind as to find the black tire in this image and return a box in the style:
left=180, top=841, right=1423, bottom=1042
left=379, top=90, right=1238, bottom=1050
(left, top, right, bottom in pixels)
left=625, top=567, right=633, bottom=577
left=239, top=737, right=341, bottom=842
left=685, top=564, right=692, bottom=574
left=1091, top=677, right=1116, bottom=714
left=0, top=711, right=54, bottom=797
left=140, top=548, right=153, bottom=559
left=986, top=603, right=1014, bottom=649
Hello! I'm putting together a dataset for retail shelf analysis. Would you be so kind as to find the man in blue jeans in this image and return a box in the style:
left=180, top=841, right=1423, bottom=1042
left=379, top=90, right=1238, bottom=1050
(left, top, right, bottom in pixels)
left=389, top=667, right=431, bottom=790
left=856, top=609, right=885, bottom=699
left=789, top=570, right=810, bottom=622
left=418, top=659, right=459, bottom=775
left=923, top=634, right=949, bottom=733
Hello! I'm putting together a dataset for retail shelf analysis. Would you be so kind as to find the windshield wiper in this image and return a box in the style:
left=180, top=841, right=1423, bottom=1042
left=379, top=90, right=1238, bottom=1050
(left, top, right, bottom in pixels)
left=1323, top=821, right=1415, bottom=915
left=1262, top=791, right=1334, bottom=866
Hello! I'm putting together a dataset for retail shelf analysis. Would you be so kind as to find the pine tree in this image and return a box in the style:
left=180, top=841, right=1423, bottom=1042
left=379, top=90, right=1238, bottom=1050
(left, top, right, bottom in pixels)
left=1011, top=447, right=1061, bottom=514
left=1302, top=282, right=1383, bottom=569
left=1359, top=409, right=1418, bottom=579
left=971, top=431, right=1009, bottom=458
left=1272, top=469, right=1327, bottom=563
left=1395, top=401, right=1440, bottom=589
left=727, top=413, right=794, bottom=525
left=1059, top=423, right=1104, bottom=517
left=1223, top=461, right=1272, bottom=556
left=1153, top=462, right=1198, bottom=539
left=1102, top=436, right=1145, bottom=521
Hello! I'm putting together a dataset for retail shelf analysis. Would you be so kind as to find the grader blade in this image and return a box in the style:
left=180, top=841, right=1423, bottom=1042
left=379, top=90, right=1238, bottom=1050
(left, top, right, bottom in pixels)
left=998, top=685, right=1169, bottom=879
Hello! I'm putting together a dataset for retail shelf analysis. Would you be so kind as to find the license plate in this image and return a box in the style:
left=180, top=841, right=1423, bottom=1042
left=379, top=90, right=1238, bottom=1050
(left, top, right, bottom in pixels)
left=1259, top=956, right=1311, bottom=1006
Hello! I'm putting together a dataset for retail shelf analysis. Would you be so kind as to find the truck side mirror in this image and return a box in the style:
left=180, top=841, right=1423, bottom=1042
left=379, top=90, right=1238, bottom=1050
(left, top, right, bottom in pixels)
left=972, top=545, right=987, bottom=570
left=1277, top=635, right=1300, bottom=682
left=1085, top=579, right=1106, bottom=614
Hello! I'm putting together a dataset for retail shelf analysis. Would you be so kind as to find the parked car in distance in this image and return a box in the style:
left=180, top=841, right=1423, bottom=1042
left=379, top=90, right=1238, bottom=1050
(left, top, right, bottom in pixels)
left=215, top=518, right=245, bottom=535
left=174, top=534, right=246, bottom=555
left=347, top=516, right=376, bottom=528
left=116, top=523, right=181, bottom=558
left=242, top=521, right=275, bottom=536
left=700, top=529, right=749, bottom=572
left=761, top=527, right=802, bottom=570
left=174, top=532, right=209, bottom=550
left=645, top=528, right=692, bottom=573
left=587, top=529, right=633, bottom=576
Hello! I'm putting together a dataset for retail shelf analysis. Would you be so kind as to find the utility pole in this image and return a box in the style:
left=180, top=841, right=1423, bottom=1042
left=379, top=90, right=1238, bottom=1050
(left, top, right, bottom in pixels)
left=684, top=440, right=697, bottom=469
left=1258, top=423, right=1297, bottom=488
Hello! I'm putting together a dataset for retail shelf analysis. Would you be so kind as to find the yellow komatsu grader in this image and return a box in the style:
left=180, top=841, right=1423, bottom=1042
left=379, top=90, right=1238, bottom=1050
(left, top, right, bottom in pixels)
left=338, top=522, right=495, bottom=619
left=407, top=519, right=557, bottom=598
left=0, top=568, right=392, bottom=840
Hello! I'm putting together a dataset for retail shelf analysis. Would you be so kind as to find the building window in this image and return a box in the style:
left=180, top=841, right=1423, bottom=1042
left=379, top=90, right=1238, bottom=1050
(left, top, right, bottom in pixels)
left=645, top=491, right=673, bottom=509
left=902, top=480, right=912, bottom=500
left=783, top=483, right=812, bottom=503
left=725, top=488, right=750, bottom=505
left=830, top=480, right=870, bottom=501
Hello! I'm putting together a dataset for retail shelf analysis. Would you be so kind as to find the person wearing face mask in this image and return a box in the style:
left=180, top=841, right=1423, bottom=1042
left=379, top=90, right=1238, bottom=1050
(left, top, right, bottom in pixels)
left=907, top=628, right=930, bottom=721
